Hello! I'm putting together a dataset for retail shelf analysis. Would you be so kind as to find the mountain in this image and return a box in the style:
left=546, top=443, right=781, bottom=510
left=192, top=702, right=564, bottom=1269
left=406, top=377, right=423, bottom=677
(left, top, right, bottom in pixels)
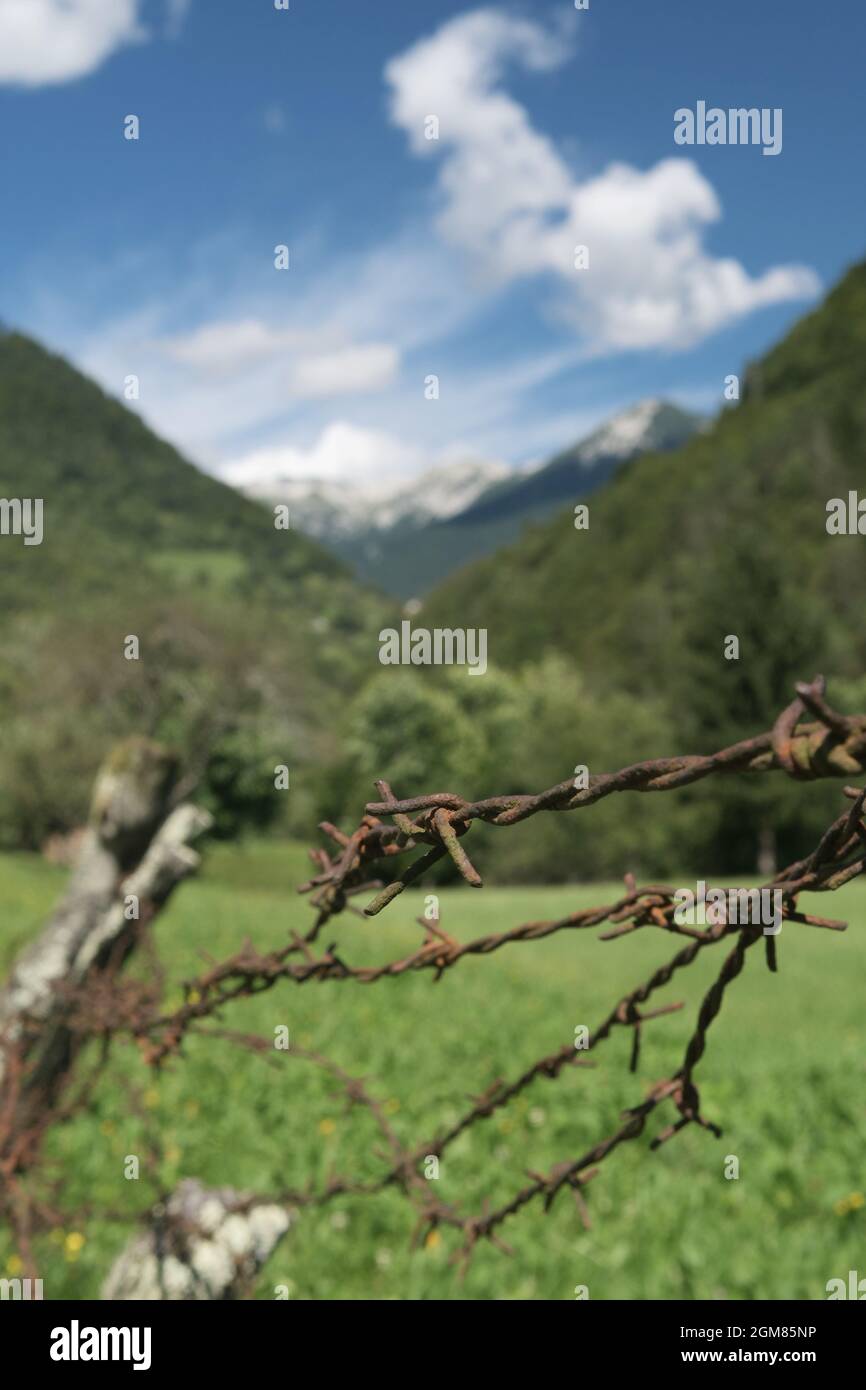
left=452, top=400, right=702, bottom=529
left=0, top=329, right=387, bottom=845
left=0, top=330, right=361, bottom=609
left=233, top=455, right=510, bottom=539
left=423, top=259, right=866, bottom=699
left=230, top=399, right=702, bottom=600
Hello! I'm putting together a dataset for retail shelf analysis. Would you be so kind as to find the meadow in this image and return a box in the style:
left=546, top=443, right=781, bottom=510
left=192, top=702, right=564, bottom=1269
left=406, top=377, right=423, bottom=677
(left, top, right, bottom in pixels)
left=1, top=840, right=863, bottom=1301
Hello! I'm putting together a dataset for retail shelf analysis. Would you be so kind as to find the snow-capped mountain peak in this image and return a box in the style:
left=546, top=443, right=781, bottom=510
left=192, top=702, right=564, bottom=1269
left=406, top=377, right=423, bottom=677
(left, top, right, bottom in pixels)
left=225, top=451, right=508, bottom=539
left=379, top=456, right=510, bottom=528
left=223, top=399, right=700, bottom=547
left=575, top=398, right=672, bottom=465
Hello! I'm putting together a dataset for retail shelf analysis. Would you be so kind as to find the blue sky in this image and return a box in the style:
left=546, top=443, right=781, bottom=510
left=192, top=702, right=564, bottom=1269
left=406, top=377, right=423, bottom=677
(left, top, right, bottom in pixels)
left=0, top=0, right=864, bottom=486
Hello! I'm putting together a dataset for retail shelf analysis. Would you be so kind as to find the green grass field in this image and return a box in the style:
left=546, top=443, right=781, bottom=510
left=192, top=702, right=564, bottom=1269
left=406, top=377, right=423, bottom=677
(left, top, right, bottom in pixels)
left=1, top=841, right=864, bottom=1301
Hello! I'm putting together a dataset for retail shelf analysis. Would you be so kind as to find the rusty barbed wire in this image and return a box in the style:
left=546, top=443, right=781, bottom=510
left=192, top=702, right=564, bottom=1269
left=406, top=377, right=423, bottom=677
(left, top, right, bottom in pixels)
left=283, top=674, right=866, bottom=921
left=165, top=780, right=866, bottom=1264
left=4, top=675, right=866, bottom=1281
left=98, top=675, right=865, bottom=1266
left=130, top=675, right=864, bottom=1063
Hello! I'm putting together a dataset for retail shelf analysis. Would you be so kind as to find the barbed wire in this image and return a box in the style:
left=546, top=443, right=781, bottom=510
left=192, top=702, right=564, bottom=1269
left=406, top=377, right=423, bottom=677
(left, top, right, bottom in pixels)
left=132, top=674, right=865, bottom=1061
left=4, top=674, right=866, bottom=1281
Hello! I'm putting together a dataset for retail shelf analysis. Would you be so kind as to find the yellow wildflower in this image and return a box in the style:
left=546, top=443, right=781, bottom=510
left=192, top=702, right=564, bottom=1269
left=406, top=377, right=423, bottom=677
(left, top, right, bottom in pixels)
left=64, top=1232, right=85, bottom=1260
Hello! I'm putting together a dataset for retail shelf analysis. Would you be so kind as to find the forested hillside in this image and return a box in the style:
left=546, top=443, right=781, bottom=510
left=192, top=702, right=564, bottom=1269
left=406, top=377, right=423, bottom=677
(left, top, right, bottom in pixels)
left=426, top=261, right=866, bottom=705
left=0, top=330, right=387, bottom=846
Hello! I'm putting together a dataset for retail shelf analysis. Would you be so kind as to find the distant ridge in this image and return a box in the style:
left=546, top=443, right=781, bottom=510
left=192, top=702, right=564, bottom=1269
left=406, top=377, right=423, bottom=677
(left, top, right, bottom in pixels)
left=451, top=400, right=702, bottom=529
left=230, top=398, right=703, bottom=599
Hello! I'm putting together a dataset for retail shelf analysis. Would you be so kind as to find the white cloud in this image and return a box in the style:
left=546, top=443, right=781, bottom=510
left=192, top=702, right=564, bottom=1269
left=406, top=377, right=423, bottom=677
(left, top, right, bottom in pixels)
left=29, top=9, right=819, bottom=484
left=52, top=234, right=458, bottom=467
left=386, top=8, right=819, bottom=350
left=0, top=0, right=144, bottom=86
left=59, top=267, right=593, bottom=475
left=386, top=10, right=572, bottom=279
left=155, top=318, right=399, bottom=397
left=222, top=422, right=425, bottom=487
left=291, top=344, right=399, bottom=398
left=158, top=319, right=299, bottom=372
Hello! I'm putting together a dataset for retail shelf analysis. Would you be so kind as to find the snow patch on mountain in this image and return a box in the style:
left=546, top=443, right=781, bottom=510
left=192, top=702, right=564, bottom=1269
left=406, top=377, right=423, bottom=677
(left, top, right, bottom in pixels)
left=574, top=399, right=669, bottom=465
left=228, top=454, right=509, bottom=538
left=223, top=399, right=699, bottom=542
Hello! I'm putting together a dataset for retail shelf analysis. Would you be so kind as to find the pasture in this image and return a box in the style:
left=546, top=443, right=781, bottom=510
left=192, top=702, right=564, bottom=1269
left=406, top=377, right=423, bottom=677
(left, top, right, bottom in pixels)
left=2, top=841, right=863, bottom=1301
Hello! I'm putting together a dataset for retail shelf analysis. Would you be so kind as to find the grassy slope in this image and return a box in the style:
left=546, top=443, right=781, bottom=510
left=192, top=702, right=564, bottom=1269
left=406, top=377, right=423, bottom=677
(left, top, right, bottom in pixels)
left=0, top=330, right=386, bottom=635
left=0, top=332, right=389, bottom=808
left=0, top=333, right=338, bottom=564
left=2, top=842, right=863, bottom=1301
